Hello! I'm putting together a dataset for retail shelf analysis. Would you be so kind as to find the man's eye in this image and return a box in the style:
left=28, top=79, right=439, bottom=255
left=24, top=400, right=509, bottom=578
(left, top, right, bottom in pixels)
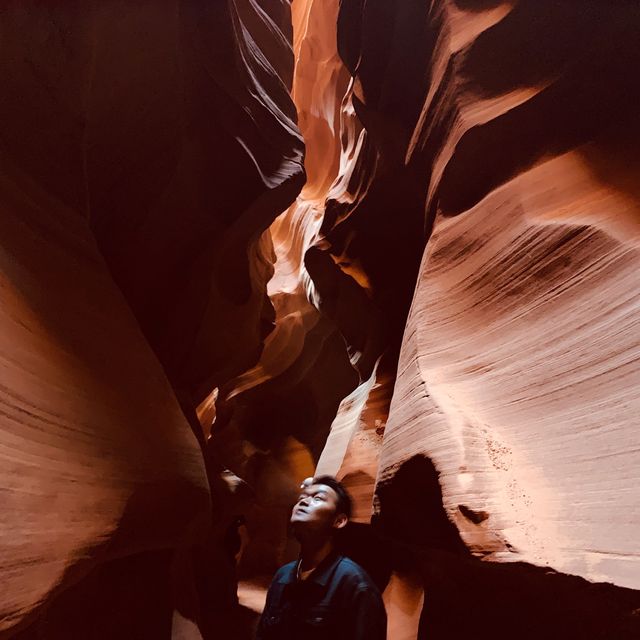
left=313, top=495, right=322, bottom=502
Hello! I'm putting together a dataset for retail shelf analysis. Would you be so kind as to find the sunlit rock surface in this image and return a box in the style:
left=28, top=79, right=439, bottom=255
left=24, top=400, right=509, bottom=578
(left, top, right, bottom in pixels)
left=212, top=0, right=360, bottom=576
left=371, top=0, right=640, bottom=590
left=230, top=1, right=640, bottom=632
left=325, top=0, right=640, bottom=637
left=3, top=0, right=640, bottom=638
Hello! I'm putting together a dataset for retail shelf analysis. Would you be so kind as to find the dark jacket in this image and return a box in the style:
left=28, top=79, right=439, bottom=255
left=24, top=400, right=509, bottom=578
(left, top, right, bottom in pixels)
left=256, top=553, right=387, bottom=640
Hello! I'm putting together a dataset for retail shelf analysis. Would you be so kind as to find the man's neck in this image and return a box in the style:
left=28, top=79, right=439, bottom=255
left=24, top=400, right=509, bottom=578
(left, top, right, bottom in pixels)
left=298, top=537, right=335, bottom=573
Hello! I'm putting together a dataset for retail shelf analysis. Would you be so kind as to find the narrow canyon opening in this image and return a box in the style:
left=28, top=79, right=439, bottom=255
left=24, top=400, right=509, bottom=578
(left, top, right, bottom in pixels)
left=1, top=1, right=640, bottom=639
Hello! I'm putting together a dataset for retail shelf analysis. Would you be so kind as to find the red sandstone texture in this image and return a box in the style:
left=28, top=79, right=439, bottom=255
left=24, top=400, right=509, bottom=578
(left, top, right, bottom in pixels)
left=326, top=1, right=640, bottom=638
left=373, top=0, right=640, bottom=586
left=0, top=1, right=303, bottom=638
left=0, top=169, right=209, bottom=636
left=2, top=1, right=640, bottom=639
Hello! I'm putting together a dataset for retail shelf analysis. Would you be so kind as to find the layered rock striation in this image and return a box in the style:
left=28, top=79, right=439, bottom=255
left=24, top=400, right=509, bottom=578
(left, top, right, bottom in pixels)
left=332, top=0, right=640, bottom=637
left=0, top=1, right=303, bottom=637
left=296, top=0, right=640, bottom=636
left=3, top=0, right=640, bottom=638
left=374, top=0, right=640, bottom=589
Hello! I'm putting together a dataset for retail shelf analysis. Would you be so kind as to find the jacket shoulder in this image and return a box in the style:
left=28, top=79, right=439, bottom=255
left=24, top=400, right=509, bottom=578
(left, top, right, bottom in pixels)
left=273, top=560, right=297, bottom=582
left=337, top=556, right=378, bottom=590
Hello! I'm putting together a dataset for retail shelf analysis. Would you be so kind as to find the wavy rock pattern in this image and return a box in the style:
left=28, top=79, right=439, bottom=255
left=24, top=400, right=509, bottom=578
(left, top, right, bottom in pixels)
left=217, top=0, right=431, bottom=576
left=0, top=0, right=304, bottom=410
left=0, top=1, right=303, bottom=637
left=4, top=0, right=640, bottom=637
left=0, top=161, right=208, bottom=635
left=210, top=0, right=361, bottom=576
left=314, top=1, right=640, bottom=637
left=375, top=0, right=640, bottom=591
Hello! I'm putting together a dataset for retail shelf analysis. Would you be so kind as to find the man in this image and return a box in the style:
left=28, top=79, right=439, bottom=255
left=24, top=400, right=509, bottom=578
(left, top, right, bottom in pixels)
left=256, top=475, right=387, bottom=639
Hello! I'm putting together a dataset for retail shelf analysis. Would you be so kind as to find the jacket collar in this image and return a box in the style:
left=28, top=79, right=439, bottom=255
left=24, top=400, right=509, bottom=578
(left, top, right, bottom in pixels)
left=279, top=552, right=343, bottom=587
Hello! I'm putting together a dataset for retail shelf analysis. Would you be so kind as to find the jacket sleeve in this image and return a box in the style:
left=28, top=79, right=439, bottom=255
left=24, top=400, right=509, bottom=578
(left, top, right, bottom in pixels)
left=351, top=585, right=387, bottom=640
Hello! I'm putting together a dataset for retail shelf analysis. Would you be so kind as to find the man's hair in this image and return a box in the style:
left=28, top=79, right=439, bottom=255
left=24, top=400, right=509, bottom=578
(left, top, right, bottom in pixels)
left=313, top=475, right=352, bottom=520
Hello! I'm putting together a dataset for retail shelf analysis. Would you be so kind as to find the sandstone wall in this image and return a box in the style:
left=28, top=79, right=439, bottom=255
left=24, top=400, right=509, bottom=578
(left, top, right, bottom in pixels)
left=3, top=1, right=640, bottom=638
left=331, top=0, right=640, bottom=637
left=0, top=1, right=303, bottom=637
left=373, top=0, right=640, bottom=590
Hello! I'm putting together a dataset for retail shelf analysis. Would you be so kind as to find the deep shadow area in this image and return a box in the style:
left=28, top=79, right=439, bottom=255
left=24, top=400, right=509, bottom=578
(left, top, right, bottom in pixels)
left=206, top=604, right=261, bottom=640
left=5, top=479, right=212, bottom=640
left=437, top=1, right=640, bottom=216
left=11, top=551, right=175, bottom=640
left=373, top=456, right=640, bottom=640
left=375, top=455, right=471, bottom=558
left=337, top=521, right=393, bottom=593
left=415, top=550, right=640, bottom=640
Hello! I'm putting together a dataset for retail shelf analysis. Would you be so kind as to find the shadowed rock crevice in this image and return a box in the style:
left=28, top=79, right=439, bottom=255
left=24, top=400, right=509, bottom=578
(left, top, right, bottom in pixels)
left=0, top=1, right=303, bottom=637
left=371, top=457, right=640, bottom=639
left=437, top=2, right=640, bottom=215
left=375, top=456, right=471, bottom=557
left=3, top=0, right=640, bottom=638
left=11, top=551, right=175, bottom=640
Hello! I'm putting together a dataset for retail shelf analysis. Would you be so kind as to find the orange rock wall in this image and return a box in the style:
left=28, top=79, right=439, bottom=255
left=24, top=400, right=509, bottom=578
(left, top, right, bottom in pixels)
left=375, top=0, right=640, bottom=590
left=297, top=0, right=640, bottom=636
left=0, top=145, right=209, bottom=635
left=0, top=1, right=303, bottom=637
left=3, top=0, right=640, bottom=638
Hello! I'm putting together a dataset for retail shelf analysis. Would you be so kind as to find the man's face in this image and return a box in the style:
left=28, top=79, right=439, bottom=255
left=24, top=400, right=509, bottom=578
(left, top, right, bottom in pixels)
left=290, top=483, right=346, bottom=535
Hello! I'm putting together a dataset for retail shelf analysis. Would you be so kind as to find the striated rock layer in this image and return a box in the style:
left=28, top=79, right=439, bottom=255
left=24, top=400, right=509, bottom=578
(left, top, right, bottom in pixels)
left=0, top=1, right=304, bottom=638
left=0, top=155, right=209, bottom=635
left=321, top=0, right=640, bottom=637
left=3, top=0, right=640, bottom=637
left=228, top=2, right=640, bottom=634
left=374, top=0, right=640, bottom=590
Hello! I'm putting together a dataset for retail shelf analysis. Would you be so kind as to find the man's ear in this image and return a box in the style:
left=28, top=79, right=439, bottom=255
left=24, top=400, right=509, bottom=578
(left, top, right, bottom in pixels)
left=333, top=513, right=348, bottom=530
